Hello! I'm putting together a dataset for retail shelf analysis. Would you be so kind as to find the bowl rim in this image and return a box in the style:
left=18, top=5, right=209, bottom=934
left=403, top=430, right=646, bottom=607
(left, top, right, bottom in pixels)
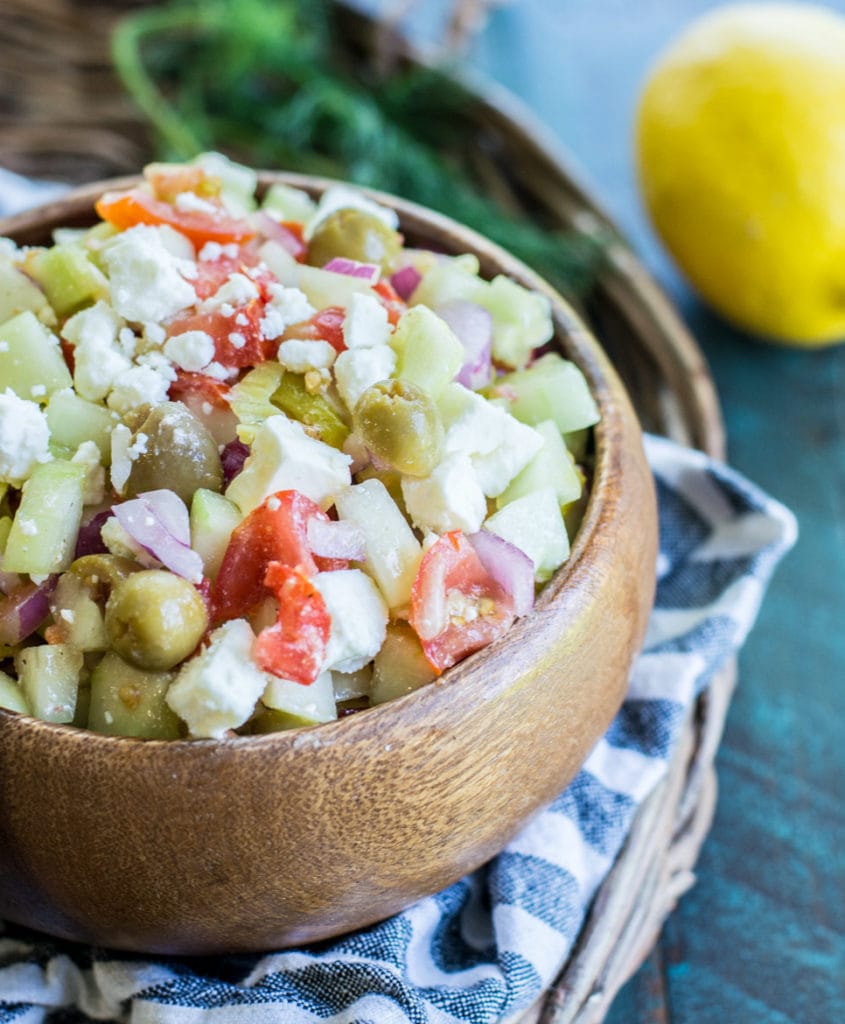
left=0, top=170, right=635, bottom=751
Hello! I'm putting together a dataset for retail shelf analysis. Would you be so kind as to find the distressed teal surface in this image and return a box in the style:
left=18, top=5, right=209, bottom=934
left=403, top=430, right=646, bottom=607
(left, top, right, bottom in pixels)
left=368, top=1, right=845, bottom=1019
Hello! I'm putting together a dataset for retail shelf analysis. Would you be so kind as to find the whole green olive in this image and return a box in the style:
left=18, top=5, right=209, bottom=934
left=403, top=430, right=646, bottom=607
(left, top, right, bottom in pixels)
left=123, top=401, right=222, bottom=505
left=69, top=554, right=139, bottom=600
left=105, top=570, right=208, bottom=671
left=352, top=379, right=444, bottom=477
left=307, top=208, right=403, bottom=272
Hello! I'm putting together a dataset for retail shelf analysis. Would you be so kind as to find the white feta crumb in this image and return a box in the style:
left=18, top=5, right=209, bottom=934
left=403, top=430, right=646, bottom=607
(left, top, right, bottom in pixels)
left=200, top=272, right=259, bottom=312
left=103, top=225, right=196, bottom=323
left=0, top=389, right=52, bottom=485
left=109, top=423, right=133, bottom=494
left=174, top=191, right=218, bottom=215
left=71, top=439, right=106, bottom=505
left=143, top=322, right=167, bottom=347
left=259, top=284, right=315, bottom=340
left=106, top=357, right=175, bottom=414
left=333, top=345, right=396, bottom=411
left=164, top=329, right=216, bottom=372
left=203, top=361, right=232, bottom=381
left=276, top=338, right=337, bottom=372
left=166, top=619, right=269, bottom=739
left=228, top=331, right=246, bottom=349
left=314, top=569, right=388, bottom=674
left=342, top=292, right=391, bottom=349
left=226, top=414, right=352, bottom=513
left=401, top=453, right=487, bottom=535
left=62, top=301, right=131, bottom=402
left=60, top=608, right=76, bottom=624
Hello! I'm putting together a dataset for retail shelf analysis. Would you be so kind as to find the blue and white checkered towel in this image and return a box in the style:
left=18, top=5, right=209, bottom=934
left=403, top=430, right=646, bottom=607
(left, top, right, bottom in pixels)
left=0, top=434, right=795, bottom=1024
left=0, top=167, right=796, bottom=1024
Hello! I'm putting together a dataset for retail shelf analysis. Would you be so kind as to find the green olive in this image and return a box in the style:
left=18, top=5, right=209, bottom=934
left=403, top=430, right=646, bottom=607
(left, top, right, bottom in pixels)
left=69, top=554, right=139, bottom=600
left=105, top=570, right=208, bottom=671
left=307, top=208, right=403, bottom=272
left=123, top=401, right=222, bottom=505
left=352, top=379, right=444, bottom=477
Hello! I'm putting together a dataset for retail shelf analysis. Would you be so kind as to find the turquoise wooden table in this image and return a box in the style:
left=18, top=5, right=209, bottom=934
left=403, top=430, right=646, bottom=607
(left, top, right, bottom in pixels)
left=381, top=1, right=845, bottom=1020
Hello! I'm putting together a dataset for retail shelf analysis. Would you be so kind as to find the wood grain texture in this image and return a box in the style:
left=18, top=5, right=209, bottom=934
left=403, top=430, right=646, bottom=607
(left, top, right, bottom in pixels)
left=0, top=178, right=657, bottom=955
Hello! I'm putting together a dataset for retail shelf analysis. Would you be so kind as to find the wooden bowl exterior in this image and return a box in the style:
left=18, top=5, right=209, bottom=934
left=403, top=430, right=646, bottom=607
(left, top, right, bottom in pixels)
left=0, top=177, right=657, bottom=954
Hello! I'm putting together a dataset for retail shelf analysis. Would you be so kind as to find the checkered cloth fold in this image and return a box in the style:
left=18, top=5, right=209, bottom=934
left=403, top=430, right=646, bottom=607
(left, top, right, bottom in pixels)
left=0, top=433, right=796, bottom=1024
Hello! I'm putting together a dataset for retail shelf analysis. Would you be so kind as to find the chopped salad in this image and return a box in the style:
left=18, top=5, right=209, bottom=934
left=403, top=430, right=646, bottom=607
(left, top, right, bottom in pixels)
left=0, top=153, right=599, bottom=739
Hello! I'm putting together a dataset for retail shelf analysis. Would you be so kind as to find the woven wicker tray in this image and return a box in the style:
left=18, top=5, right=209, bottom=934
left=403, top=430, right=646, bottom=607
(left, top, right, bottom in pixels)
left=0, top=3, right=731, bottom=1020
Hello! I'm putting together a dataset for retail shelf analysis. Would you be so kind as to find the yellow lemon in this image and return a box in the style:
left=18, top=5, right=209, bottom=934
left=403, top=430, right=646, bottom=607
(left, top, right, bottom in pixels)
left=636, top=3, right=845, bottom=347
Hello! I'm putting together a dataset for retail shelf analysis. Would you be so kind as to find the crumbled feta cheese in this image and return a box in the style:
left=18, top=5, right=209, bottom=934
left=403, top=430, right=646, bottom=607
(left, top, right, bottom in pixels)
left=314, top=569, right=388, bottom=674
left=164, top=329, right=215, bottom=372
left=62, top=301, right=132, bottom=402
left=143, top=321, right=167, bottom=347
left=198, top=241, right=238, bottom=262
left=258, top=284, right=315, bottom=340
left=226, top=414, right=352, bottom=513
left=203, top=361, right=232, bottom=381
left=333, top=345, right=396, bottom=411
left=201, top=272, right=259, bottom=312
left=276, top=338, right=336, bottom=372
left=117, top=326, right=138, bottom=356
left=342, top=292, right=391, bottom=349
left=60, top=608, right=76, bottom=624
left=71, top=440, right=106, bottom=505
left=0, top=389, right=52, bottom=485
left=228, top=331, right=246, bottom=349
left=440, top=383, right=544, bottom=497
left=107, top=356, right=175, bottom=414
left=305, top=185, right=399, bottom=240
left=401, top=453, right=487, bottom=535
left=166, top=619, right=268, bottom=738
left=110, top=422, right=133, bottom=494
left=103, top=225, right=196, bottom=323
left=174, top=191, right=218, bottom=215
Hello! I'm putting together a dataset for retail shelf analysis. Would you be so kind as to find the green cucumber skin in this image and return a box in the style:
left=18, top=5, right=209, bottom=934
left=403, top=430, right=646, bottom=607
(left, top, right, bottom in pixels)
left=2, top=461, right=86, bottom=575
left=0, top=311, right=72, bottom=401
left=15, top=644, right=83, bottom=724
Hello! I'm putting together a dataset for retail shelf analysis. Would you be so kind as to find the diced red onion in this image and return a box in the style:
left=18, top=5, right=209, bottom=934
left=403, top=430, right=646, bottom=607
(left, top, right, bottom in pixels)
left=252, top=212, right=306, bottom=259
left=221, top=439, right=250, bottom=486
left=468, top=530, right=535, bottom=617
left=114, top=492, right=203, bottom=583
left=323, top=257, right=380, bottom=284
left=0, top=577, right=56, bottom=646
left=390, top=264, right=422, bottom=300
left=307, top=517, right=366, bottom=562
left=74, top=509, right=113, bottom=558
left=436, top=300, right=493, bottom=390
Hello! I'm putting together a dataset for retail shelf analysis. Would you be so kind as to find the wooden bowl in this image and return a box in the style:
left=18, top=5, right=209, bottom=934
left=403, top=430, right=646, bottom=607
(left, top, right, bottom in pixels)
left=0, top=175, right=657, bottom=955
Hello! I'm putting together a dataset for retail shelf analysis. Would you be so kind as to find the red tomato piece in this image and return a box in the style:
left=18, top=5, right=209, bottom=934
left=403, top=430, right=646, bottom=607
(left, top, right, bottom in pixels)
left=169, top=370, right=232, bottom=410
left=166, top=300, right=270, bottom=369
left=210, top=490, right=347, bottom=625
left=286, top=306, right=347, bottom=353
left=372, top=279, right=407, bottom=326
left=409, top=530, right=515, bottom=673
left=253, top=562, right=330, bottom=685
left=192, top=244, right=264, bottom=300
left=95, top=188, right=256, bottom=248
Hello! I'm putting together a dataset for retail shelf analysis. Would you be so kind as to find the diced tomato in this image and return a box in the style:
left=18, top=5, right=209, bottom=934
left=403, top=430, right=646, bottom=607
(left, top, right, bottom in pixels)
left=193, top=244, right=264, bottom=300
left=372, top=279, right=407, bottom=326
left=95, top=187, right=255, bottom=249
left=166, top=300, right=270, bottom=369
left=253, top=562, right=330, bottom=685
left=409, top=530, right=515, bottom=673
left=286, top=306, right=347, bottom=353
left=280, top=220, right=307, bottom=261
left=210, top=490, right=347, bottom=625
left=169, top=370, right=232, bottom=409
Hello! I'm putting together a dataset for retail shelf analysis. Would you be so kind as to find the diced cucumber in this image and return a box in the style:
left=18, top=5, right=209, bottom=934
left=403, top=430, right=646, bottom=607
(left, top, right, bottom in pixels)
left=497, top=419, right=583, bottom=509
left=0, top=263, right=54, bottom=326
left=261, top=182, right=316, bottom=222
left=190, top=488, right=241, bottom=580
left=229, top=361, right=284, bottom=443
left=25, top=244, right=109, bottom=318
left=88, top=652, right=181, bottom=738
left=484, top=486, right=570, bottom=583
left=193, top=151, right=258, bottom=217
left=332, top=666, right=372, bottom=702
left=2, top=461, right=86, bottom=575
left=255, top=671, right=337, bottom=730
left=334, top=479, right=422, bottom=611
left=492, top=353, right=600, bottom=435
left=260, top=241, right=370, bottom=308
left=0, top=311, right=72, bottom=401
left=0, top=669, right=30, bottom=715
left=0, top=515, right=11, bottom=553
left=408, top=254, right=483, bottom=309
left=15, top=644, right=83, bottom=724
left=370, top=622, right=437, bottom=705
left=45, top=388, right=116, bottom=464
left=476, top=275, right=554, bottom=369
left=48, top=572, right=109, bottom=652
left=392, top=306, right=464, bottom=398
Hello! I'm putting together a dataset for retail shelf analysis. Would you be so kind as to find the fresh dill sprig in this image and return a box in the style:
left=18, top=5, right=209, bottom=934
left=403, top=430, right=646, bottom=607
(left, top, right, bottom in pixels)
left=112, top=0, right=611, bottom=297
